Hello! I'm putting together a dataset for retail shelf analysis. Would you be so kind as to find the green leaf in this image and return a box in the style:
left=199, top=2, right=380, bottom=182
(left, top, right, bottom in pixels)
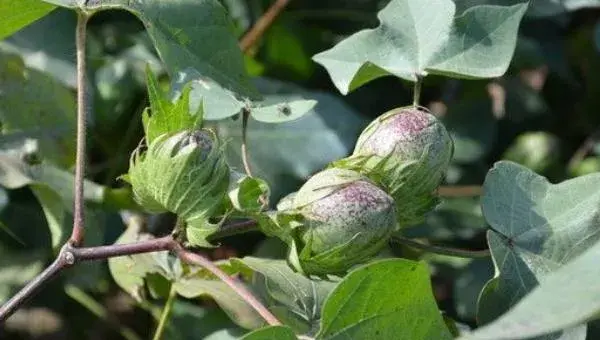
left=460, top=238, right=600, bottom=339
left=228, top=176, right=270, bottom=213
left=454, top=0, right=600, bottom=18
left=0, top=51, right=76, bottom=167
left=43, top=0, right=259, bottom=99
left=0, top=155, right=109, bottom=247
left=263, top=21, right=315, bottom=80
left=142, top=67, right=202, bottom=143
left=241, top=326, right=297, bottom=340
left=232, top=257, right=339, bottom=335
left=108, top=216, right=161, bottom=301
left=173, top=261, right=264, bottom=330
left=172, top=71, right=316, bottom=122
left=251, top=100, right=318, bottom=124
left=313, top=0, right=527, bottom=94
left=0, top=246, right=45, bottom=304
left=476, top=161, right=600, bottom=337
left=166, top=301, right=246, bottom=340
left=0, top=9, right=76, bottom=88
left=0, top=0, right=56, bottom=40
left=453, top=258, right=494, bottom=321
left=317, top=259, right=453, bottom=340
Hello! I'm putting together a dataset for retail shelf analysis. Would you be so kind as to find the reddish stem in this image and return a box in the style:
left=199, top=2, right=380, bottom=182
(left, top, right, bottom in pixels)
left=438, top=185, right=482, bottom=197
left=73, top=236, right=175, bottom=261
left=239, top=0, right=290, bottom=53
left=71, top=11, right=90, bottom=247
left=173, top=243, right=282, bottom=326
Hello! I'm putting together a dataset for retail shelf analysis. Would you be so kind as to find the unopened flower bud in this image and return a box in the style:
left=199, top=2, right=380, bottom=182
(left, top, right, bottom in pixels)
left=126, top=129, right=230, bottom=246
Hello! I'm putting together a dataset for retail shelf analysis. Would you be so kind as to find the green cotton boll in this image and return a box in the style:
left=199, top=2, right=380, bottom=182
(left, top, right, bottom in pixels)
left=333, top=106, right=454, bottom=227
left=503, top=131, right=560, bottom=176
left=569, top=157, right=600, bottom=178
left=127, top=129, right=230, bottom=246
left=285, top=168, right=397, bottom=276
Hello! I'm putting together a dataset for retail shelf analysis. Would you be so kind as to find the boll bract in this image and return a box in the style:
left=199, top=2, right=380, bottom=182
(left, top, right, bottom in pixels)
left=282, top=168, right=397, bottom=276
left=333, top=106, right=454, bottom=227
left=126, top=129, right=230, bottom=247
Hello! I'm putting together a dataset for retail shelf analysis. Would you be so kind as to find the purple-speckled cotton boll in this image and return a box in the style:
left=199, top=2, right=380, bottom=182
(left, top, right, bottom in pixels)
left=355, top=107, right=451, bottom=165
left=302, top=179, right=395, bottom=254
left=338, top=107, right=453, bottom=227
left=289, top=168, right=396, bottom=274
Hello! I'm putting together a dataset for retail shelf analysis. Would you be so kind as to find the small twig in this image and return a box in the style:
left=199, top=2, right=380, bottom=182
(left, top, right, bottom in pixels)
left=241, top=107, right=269, bottom=208
left=241, top=107, right=254, bottom=178
left=239, top=0, right=291, bottom=54
left=438, top=185, right=483, bottom=197
left=173, top=243, right=282, bottom=326
left=413, top=74, right=424, bottom=107
left=568, top=127, right=600, bottom=170
left=240, top=108, right=269, bottom=206
left=152, top=283, right=177, bottom=340
left=71, top=11, right=91, bottom=247
left=391, top=235, right=490, bottom=258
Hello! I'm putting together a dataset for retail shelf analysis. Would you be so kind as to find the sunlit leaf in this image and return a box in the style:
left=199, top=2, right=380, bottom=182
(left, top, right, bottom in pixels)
left=476, top=161, right=600, bottom=338
left=0, top=0, right=55, bottom=40
left=43, top=0, right=258, bottom=99
left=318, top=259, right=453, bottom=339
left=314, top=0, right=527, bottom=94
left=0, top=52, right=76, bottom=167
left=461, top=238, right=600, bottom=339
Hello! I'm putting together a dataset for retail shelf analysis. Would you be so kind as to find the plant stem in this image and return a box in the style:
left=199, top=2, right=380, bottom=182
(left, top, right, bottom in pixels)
left=173, top=243, right=281, bottom=326
left=391, top=235, right=490, bottom=258
left=413, top=74, right=423, bottom=107
left=207, top=220, right=259, bottom=242
left=73, top=236, right=175, bottom=261
left=239, top=0, right=290, bottom=54
left=437, top=185, right=483, bottom=197
left=240, top=110, right=269, bottom=206
left=152, top=284, right=178, bottom=340
left=71, top=10, right=90, bottom=247
left=241, top=107, right=254, bottom=177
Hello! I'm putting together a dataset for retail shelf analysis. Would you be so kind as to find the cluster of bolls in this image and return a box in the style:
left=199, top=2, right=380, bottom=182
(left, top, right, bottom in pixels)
left=279, top=106, right=454, bottom=275
left=125, top=106, right=453, bottom=276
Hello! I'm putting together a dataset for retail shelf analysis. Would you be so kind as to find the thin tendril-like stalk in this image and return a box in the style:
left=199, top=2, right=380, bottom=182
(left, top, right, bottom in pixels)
left=152, top=284, right=178, bottom=340
left=391, top=235, right=490, bottom=258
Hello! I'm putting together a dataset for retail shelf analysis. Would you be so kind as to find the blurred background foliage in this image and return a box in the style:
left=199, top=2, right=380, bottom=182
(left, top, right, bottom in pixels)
left=1, top=0, right=600, bottom=339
